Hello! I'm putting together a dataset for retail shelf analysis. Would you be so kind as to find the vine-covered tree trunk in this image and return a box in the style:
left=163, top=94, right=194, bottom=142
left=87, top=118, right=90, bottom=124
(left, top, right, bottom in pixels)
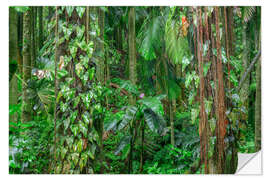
left=21, top=8, right=32, bottom=123
left=239, top=23, right=249, bottom=147
left=97, top=7, right=105, bottom=173
left=54, top=7, right=100, bottom=174
left=128, top=7, right=136, bottom=105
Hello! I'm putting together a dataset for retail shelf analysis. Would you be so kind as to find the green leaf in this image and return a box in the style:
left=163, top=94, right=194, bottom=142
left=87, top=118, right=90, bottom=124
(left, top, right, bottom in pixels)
left=203, top=40, right=210, bottom=57
left=232, top=94, right=240, bottom=103
left=203, top=62, right=212, bottom=77
left=73, top=96, right=80, bottom=108
left=87, top=147, right=95, bottom=160
left=79, top=122, right=88, bottom=137
left=58, top=69, right=68, bottom=78
left=13, top=6, right=29, bottom=13
left=118, top=106, right=137, bottom=130
left=75, top=63, right=83, bottom=76
left=204, top=99, right=212, bottom=116
left=63, top=25, right=73, bottom=40
left=191, top=108, right=199, bottom=124
left=139, top=96, right=165, bottom=116
left=76, top=7, right=85, bottom=18
left=114, top=135, right=131, bottom=155
left=221, top=48, right=228, bottom=63
left=100, top=7, right=108, bottom=12
left=60, top=102, right=68, bottom=112
left=71, top=125, right=79, bottom=137
left=70, top=46, right=78, bottom=58
left=70, top=110, right=77, bottom=123
left=63, top=118, right=70, bottom=131
left=104, top=119, right=118, bottom=131
left=185, top=72, right=193, bottom=88
left=144, top=108, right=167, bottom=135
left=209, top=118, right=216, bottom=133
left=66, top=7, right=74, bottom=17
left=66, top=137, right=74, bottom=149
left=88, top=67, right=95, bottom=81
left=82, top=112, right=90, bottom=125
left=76, top=25, right=85, bottom=40
left=139, top=17, right=162, bottom=61
left=182, top=56, right=191, bottom=72
left=61, top=147, right=67, bottom=160
left=77, top=139, right=83, bottom=153
left=71, top=153, right=79, bottom=166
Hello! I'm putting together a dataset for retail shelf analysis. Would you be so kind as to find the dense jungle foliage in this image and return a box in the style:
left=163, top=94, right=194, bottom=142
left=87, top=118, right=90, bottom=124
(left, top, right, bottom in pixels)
left=9, top=6, right=261, bottom=174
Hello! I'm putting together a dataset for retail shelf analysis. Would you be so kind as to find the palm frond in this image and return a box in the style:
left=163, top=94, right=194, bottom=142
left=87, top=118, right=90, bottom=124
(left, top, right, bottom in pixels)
left=165, top=11, right=191, bottom=65
left=243, top=6, right=256, bottom=23
left=138, top=15, right=165, bottom=60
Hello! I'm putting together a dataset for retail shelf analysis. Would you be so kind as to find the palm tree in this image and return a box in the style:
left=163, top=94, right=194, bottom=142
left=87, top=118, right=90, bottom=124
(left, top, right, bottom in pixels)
left=21, top=7, right=32, bottom=123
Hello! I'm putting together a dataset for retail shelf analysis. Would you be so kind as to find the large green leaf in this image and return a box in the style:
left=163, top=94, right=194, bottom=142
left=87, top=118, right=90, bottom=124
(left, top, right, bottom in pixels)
left=138, top=95, right=165, bottom=115
left=66, top=6, right=74, bottom=17
left=104, top=119, right=118, bottom=131
left=76, top=7, right=85, bottom=18
left=114, top=135, right=131, bottom=155
left=143, top=108, right=167, bottom=135
left=118, top=106, right=137, bottom=130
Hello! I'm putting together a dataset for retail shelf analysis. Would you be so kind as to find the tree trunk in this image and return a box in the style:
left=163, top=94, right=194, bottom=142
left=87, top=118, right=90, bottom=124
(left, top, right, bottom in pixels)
left=255, top=28, right=261, bottom=151
left=9, top=7, right=19, bottom=125
left=239, top=24, right=249, bottom=147
left=97, top=8, right=105, bottom=84
left=38, top=6, right=43, bottom=50
left=224, top=7, right=231, bottom=95
left=197, top=7, right=209, bottom=173
left=21, top=8, right=32, bottom=123
left=128, top=7, right=136, bottom=105
left=31, top=7, right=36, bottom=69
left=215, top=7, right=227, bottom=173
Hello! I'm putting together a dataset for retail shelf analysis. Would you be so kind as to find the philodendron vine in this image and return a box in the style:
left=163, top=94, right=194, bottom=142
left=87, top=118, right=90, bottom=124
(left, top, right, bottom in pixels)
left=53, top=7, right=106, bottom=174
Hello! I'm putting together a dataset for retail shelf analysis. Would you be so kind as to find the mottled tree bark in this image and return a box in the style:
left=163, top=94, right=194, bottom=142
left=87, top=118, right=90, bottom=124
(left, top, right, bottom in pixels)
left=31, top=7, right=36, bottom=68
left=38, top=6, right=43, bottom=50
left=239, top=23, right=249, bottom=147
left=21, top=9, right=32, bottom=123
left=128, top=7, right=136, bottom=105
left=97, top=8, right=105, bottom=84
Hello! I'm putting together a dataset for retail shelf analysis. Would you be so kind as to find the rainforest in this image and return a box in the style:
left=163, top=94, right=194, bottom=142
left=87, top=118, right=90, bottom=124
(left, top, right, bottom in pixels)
left=9, top=6, right=261, bottom=174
